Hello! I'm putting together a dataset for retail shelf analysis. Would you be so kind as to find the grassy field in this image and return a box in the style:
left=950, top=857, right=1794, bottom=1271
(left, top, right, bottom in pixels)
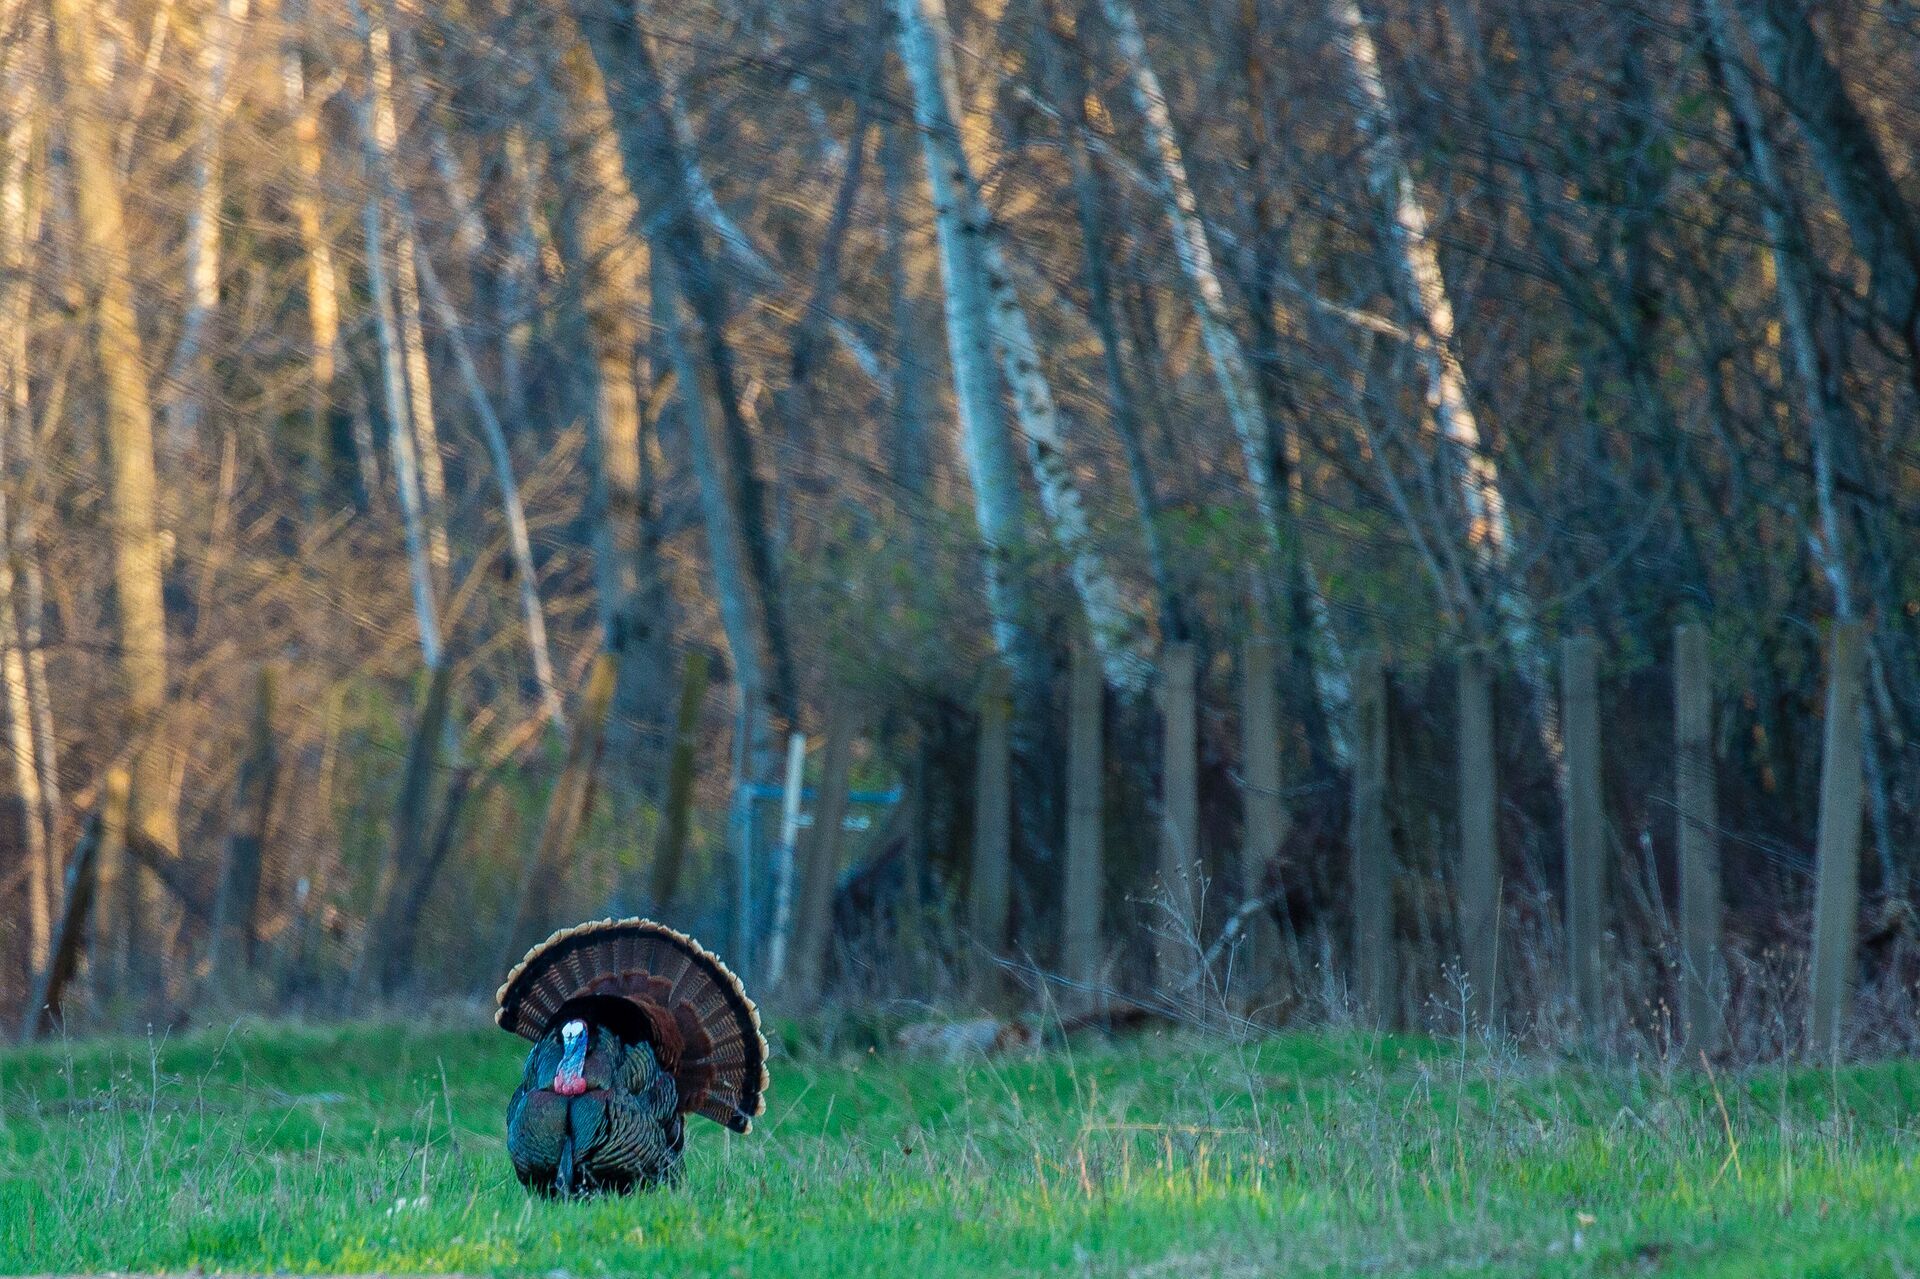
left=1, top=1016, right=1918, bottom=1276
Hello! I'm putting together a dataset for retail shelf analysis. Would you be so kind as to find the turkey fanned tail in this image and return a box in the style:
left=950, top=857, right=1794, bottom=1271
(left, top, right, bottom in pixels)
left=498, top=917, right=766, bottom=1195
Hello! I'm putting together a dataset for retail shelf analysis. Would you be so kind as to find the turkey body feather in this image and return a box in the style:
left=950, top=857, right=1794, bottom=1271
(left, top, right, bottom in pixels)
left=498, top=918, right=766, bottom=1196
left=506, top=1027, right=683, bottom=1195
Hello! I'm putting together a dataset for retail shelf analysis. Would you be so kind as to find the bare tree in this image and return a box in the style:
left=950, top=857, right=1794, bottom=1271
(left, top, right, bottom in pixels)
left=571, top=0, right=800, bottom=730
left=551, top=31, right=674, bottom=761
left=279, top=0, right=342, bottom=499
left=163, top=0, right=251, bottom=450
left=1099, top=0, right=1352, bottom=747
left=361, top=0, right=449, bottom=591
left=1327, top=0, right=1551, bottom=727
left=1732, top=0, right=1920, bottom=391
left=892, top=0, right=1045, bottom=698
left=48, top=0, right=180, bottom=868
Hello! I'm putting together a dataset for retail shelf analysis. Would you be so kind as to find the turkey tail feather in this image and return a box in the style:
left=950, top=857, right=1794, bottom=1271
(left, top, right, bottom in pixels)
left=497, top=917, right=769, bottom=1134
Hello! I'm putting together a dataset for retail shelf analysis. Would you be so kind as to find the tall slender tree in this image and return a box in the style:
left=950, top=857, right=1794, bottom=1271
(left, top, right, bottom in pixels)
left=48, top=0, right=180, bottom=925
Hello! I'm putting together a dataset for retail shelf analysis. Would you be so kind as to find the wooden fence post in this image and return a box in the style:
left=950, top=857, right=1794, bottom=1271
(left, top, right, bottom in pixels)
left=1240, top=634, right=1285, bottom=1012
left=1157, top=642, right=1199, bottom=995
left=1809, top=620, right=1869, bottom=1057
left=968, top=665, right=1013, bottom=984
left=1562, top=635, right=1604, bottom=1038
left=1673, top=623, right=1723, bottom=1053
left=791, top=698, right=855, bottom=1000
left=1456, top=654, right=1498, bottom=1029
left=1350, top=653, right=1391, bottom=1027
left=1062, top=639, right=1104, bottom=994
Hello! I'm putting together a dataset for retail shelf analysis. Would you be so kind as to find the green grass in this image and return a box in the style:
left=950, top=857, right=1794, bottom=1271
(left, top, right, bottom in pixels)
left=2, top=1017, right=1918, bottom=1276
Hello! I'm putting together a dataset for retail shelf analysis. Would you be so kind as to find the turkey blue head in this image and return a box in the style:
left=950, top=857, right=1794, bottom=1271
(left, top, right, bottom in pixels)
left=553, top=1018, right=588, bottom=1096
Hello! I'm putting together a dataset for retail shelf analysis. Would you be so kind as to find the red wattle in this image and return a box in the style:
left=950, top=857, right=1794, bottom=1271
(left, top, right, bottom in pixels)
left=553, top=1072, right=587, bottom=1097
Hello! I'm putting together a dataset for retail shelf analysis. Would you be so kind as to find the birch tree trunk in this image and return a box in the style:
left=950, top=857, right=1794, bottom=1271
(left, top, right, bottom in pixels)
left=1040, top=10, right=1184, bottom=647
left=1100, top=0, right=1352, bottom=749
left=891, top=0, right=1038, bottom=695
left=361, top=161, right=444, bottom=669
left=163, top=0, right=250, bottom=451
left=49, top=0, right=182, bottom=918
left=363, top=3, right=449, bottom=592
left=1328, top=0, right=1550, bottom=719
left=899, top=0, right=1153, bottom=694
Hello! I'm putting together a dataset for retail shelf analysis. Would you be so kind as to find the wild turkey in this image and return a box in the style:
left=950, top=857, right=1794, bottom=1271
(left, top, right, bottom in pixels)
left=497, top=917, right=768, bottom=1196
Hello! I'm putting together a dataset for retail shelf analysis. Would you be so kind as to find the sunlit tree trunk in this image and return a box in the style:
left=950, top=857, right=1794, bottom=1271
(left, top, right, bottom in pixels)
left=49, top=0, right=181, bottom=919
left=1041, top=17, right=1182, bottom=644
left=163, top=0, right=250, bottom=451
left=552, top=34, right=674, bottom=762
left=1, top=3, right=51, bottom=974
left=279, top=0, right=340, bottom=500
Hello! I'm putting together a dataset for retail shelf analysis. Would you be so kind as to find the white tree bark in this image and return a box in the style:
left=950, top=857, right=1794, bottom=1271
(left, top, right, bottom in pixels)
left=3, top=24, right=57, bottom=844
left=1103, top=0, right=1352, bottom=743
left=974, top=180, right=1153, bottom=693
left=363, top=5, right=449, bottom=589
left=1329, top=0, right=1549, bottom=710
left=361, top=182, right=444, bottom=669
left=897, top=0, right=1153, bottom=692
left=764, top=730, right=807, bottom=988
left=892, top=0, right=1037, bottom=683
left=163, top=0, right=251, bottom=450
